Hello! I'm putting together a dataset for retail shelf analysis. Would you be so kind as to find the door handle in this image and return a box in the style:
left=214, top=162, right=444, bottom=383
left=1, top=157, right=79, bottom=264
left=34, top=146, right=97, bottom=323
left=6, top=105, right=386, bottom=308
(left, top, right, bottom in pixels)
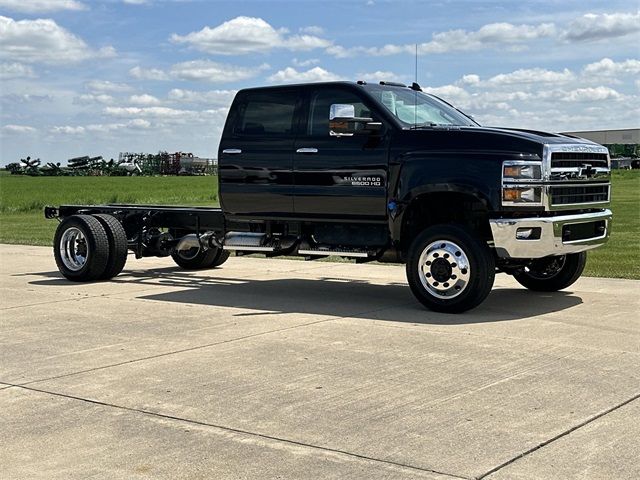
left=296, top=148, right=318, bottom=154
left=222, top=149, right=242, bottom=154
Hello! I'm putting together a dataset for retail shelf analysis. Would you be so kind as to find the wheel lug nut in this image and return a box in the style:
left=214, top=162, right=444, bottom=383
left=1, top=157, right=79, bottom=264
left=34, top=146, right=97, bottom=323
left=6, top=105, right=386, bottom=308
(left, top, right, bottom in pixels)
left=426, top=261, right=431, bottom=266
left=433, top=281, right=439, bottom=286
left=451, top=274, right=457, bottom=279
left=433, top=253, right=439, bottom=258
left=444, top=253, right=449, bottom=259
left=461, top=268, right=467, bottom=274
left=443, top=282, right=449, bottom=288
left=451, top=263, right=456, bottom=268
left=426, top=273, right=431, bottom=278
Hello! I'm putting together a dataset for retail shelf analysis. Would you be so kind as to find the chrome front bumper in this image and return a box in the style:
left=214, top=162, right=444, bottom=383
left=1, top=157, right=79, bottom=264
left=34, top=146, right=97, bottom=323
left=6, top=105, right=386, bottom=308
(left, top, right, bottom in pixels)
left=489, top=209, right=612, bottom=259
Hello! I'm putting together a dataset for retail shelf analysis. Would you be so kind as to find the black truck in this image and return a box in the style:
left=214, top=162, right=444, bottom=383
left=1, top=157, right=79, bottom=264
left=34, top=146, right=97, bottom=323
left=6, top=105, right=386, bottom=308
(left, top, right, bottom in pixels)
left=45, top=81, right=612, bottom=313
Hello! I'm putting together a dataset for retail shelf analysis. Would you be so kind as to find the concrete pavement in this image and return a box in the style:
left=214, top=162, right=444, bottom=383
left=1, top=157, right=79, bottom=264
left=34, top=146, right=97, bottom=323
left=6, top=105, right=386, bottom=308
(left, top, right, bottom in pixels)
left=1, top=244, right=639, bottom=479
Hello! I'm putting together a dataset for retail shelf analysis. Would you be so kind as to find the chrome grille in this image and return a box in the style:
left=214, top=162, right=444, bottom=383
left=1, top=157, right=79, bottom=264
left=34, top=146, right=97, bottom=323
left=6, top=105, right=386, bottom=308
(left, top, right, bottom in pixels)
left=550, top=185, right=610, bottom=206
left=543, top=144, right=611, bottom=210
left=551, top=152, right=608, bottom=169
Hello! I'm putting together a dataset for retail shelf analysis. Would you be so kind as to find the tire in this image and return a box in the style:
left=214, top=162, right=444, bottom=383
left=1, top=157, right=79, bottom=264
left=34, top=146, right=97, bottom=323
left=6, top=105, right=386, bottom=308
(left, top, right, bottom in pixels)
left=93, top=214, right=128, bottom=279
left=406, top=224, right=495, bottom=313
left=211, top=249, right=231, bottom=267
left=171, top=245, right=227, bottom=270
left=513, top=252, right=586, bottom=292
left=54, top=215, right=110, bottom=282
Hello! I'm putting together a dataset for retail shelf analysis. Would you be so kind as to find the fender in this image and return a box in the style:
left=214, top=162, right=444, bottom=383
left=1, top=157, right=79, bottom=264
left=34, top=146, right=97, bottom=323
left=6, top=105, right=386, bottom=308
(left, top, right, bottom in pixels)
left=387, top=150, right=528, bottom=243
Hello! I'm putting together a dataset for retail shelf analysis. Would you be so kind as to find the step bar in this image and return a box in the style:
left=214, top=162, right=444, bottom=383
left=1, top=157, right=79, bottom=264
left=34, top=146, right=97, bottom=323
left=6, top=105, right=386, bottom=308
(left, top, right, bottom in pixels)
left=297, top=248, right=370, bottom=258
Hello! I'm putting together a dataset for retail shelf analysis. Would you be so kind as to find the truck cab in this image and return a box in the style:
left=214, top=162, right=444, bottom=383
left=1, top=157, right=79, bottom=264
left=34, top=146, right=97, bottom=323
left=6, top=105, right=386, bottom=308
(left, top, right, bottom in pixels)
left=46, top=81, right=612, bottom=313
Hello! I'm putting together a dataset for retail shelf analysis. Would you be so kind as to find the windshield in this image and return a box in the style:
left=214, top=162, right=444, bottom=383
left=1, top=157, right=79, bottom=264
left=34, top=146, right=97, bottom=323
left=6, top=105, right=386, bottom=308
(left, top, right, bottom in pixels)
left=365, top=85, right=477, bottom=128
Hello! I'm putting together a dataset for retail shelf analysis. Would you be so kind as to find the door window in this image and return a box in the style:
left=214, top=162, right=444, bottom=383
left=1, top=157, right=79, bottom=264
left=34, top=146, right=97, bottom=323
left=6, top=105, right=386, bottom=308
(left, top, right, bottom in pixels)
left=235, top=92, right=298, bottom=135
left=308, top=89, right=371, bottom=136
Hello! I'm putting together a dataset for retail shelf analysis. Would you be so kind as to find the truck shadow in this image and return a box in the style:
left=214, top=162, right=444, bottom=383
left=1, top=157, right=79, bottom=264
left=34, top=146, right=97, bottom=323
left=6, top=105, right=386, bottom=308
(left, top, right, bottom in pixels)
left=26, top=266, right=583, bottom=325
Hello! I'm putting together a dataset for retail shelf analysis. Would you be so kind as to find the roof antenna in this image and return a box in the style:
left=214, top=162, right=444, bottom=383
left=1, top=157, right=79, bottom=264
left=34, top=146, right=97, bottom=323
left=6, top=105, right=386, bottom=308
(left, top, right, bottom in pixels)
left=414, top=43, right=418, bottom=128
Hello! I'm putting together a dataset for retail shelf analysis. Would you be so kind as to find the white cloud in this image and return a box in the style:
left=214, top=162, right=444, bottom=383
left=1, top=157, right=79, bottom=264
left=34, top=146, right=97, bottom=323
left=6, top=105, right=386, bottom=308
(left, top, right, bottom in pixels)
left=0, top=16, right=115, bottom=65
left=51, top=125, right=85, bottom=135
left=583, top=58, right=640, bottom=78
left=127, top=118, right=151, bottom=129
left=129, top=94, right=161, bottom=106
left=563, top=11, right=640, bottom=42
left=0, top=0, right=86, bottom=13
left=0, top=62, right=35, bottom=79
left=328, top=22, right=556, bottom=57
left=356, top=71, right=405, bottom=83
left=51, top=119, right=152, bottom=135
left=130, top=61, right=266, bottom=83
left=170, top=60, right=268, bottom=83
left=85, top=80, right=133, bottom=93
left=292, top=58, right=320, bottom=68
left=167, top=88, right=236, bottom=106
left=2, top=124, right=37, bottom=134
left=300, top=25, right=324, bottom=35
left=486, top=68, right=575, bottom=86
left=104, top=106, right=195, bottom=119
left=268, top=66, right=342, bottom=83
left=74, top=93, right=114, bottom=105
left=170, top=16, right=331, bottom=55
left=563, top=86, right=623, bottom=102
left=129, top=65, right=170, bottom=81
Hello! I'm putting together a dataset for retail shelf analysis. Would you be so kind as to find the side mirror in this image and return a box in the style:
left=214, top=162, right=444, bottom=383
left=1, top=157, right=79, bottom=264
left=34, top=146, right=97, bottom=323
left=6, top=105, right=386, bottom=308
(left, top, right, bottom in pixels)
left=329, top=103, right=382, bottom=136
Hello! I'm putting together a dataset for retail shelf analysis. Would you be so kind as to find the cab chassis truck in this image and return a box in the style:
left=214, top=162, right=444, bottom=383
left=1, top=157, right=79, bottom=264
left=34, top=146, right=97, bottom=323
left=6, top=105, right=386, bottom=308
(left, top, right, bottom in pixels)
left=45, top=81, right=612, bottom=313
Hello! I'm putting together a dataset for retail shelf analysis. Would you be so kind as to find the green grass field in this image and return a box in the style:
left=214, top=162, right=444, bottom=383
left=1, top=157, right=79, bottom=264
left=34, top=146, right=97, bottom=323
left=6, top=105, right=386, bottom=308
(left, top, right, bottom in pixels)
left=0, top=171, right=638, bottom=279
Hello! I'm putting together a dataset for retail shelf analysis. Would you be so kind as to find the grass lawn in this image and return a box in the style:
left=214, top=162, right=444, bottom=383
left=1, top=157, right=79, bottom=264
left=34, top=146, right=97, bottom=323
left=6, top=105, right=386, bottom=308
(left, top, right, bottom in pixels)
left=0, top=174, right=219, bottom=245
left=0, top=171, right=638, bottom=279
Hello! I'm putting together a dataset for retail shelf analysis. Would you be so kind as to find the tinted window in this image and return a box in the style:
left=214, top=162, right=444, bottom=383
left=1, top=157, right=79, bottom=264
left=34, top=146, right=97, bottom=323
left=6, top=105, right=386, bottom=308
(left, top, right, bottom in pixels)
left=308, top=89, right=371, bottom=136
left=236, top=92, right=297, bottom=135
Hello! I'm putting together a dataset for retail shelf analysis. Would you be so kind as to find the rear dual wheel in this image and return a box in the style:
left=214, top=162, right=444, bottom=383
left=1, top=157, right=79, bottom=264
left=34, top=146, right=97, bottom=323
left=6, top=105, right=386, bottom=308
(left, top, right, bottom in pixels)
left=171, top=246, right=230, bottom=270
left=54, top=214, right=128, bottom=281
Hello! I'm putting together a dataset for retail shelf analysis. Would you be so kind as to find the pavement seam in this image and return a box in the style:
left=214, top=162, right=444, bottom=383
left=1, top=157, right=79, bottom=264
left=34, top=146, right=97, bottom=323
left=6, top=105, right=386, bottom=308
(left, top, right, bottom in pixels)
left=7, top=301, right=413, bottom=388
left=6, top=382, right=469, bottom=480
left=476, top=391, right=640, bottom=479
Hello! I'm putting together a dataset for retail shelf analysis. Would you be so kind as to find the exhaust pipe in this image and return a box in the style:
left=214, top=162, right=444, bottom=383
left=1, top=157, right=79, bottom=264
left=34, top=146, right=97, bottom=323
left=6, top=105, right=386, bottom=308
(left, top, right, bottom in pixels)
left=175, top=232, right=218, bottom=252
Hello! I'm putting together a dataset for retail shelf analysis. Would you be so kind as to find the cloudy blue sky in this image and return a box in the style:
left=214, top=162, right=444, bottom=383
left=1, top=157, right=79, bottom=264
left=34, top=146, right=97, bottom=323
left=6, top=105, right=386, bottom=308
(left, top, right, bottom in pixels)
left=1, top=0, right=638, bottom=164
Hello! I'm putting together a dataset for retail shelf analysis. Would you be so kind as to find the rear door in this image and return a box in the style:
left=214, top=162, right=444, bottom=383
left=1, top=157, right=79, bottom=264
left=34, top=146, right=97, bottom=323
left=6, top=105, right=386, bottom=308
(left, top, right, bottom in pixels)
left=218, top=89, right=301, bottom=217
left=293, top=86, right=389, bottom=220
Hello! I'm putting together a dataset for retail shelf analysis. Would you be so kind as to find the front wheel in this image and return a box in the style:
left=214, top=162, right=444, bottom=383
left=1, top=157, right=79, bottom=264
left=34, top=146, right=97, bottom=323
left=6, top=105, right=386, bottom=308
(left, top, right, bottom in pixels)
left=513, top=253, right=586, bottom=292
left=406, top=225, right=495, bottom=313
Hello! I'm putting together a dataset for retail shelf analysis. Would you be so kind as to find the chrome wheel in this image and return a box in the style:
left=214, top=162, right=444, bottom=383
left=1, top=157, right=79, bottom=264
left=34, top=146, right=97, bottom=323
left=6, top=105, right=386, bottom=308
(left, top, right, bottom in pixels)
left=418, top=240, right=471, bottom=299
left=59, top=227, right=88, bottom=271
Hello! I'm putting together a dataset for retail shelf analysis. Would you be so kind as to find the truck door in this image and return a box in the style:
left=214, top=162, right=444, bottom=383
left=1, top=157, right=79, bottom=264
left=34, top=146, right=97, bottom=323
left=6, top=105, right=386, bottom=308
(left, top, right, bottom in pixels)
left=293, top=86, right=389, bottom=219
left=218, top=89, right=301, bottom=217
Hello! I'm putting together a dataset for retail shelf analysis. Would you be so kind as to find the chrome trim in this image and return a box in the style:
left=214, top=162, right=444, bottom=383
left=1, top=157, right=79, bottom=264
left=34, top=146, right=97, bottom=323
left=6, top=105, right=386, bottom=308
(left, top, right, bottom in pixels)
left=501, top=143, right=611, bottom=211
left=222, top=149, right=242, bottom=155
left=296, top=148, right=319, bottom=154
left=489, top=209, right=612, bottom=259
left=298, top=249, right=369, bottom=258
left=223, top=245, right=275, bottom=252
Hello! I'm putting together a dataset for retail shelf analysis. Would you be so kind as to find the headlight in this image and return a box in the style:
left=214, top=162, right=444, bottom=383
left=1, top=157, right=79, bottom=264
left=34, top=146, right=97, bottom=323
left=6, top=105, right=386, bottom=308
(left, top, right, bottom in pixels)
left=502, top=186, right=543, bottom=205
left=502, top=161, right=542, bottom=181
